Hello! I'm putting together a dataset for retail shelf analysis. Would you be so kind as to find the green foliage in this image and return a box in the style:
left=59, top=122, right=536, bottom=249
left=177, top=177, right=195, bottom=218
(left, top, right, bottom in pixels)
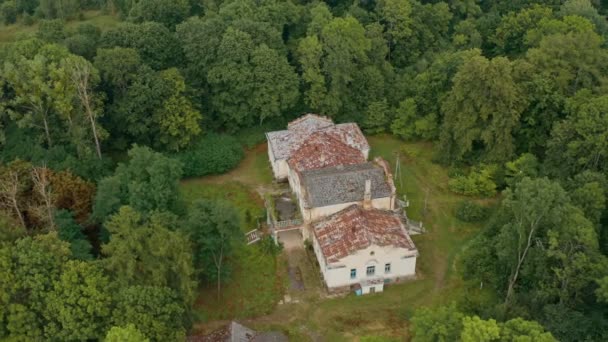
left=463, top=176, right=607, bottom=333
left=54, top=210, right=93, bottom=260
left=546, top=90, right=608, bottom=178
left=411, top=305, right=556, bottom=342
left=0, top=125, right=111, bottom=181
left=559, top=0, right=607, bottom=34
left=410, top=304, right=464, bottom=342
left=44, top=260, right=112, bottom=341
left=454, top=200, right=489, bottom=222
left=0, top=211, right=25, bottom=243
left=391, top=98, right=438, bottom=141
left=440, top=54, right=527, bottom=163
left=101, top=22, right=182, bottom=70
left=500, top=317, right=556, bottom=341
left=526, top=24, right=607, bottom=98
left=259, top=235, right=283, bottom=256
left=154, top=68, right=202, bottom=151
left=38, top=0, right=80, bottom=19
left=112, top=286, right=186, bottom=341
left=185, top=199, right=242, bottom=282
left=461, top=316, right=500, bottom=342
left=176, top=134, right=244, bottom=178
left=129, top=0, right=190, bottom=29
left=93, top=145, right=183, bottom=220
left=492, top=5, right=553, bottom=56
left=0, top=233, right=71, bottom=340
left=363, top=99, right=390, bottom=134
left=105, top=324, right=150, bottom=342
left=0, top=1, right=17, bottom=25
left=299, top=15, right=371, bottom=118
left=448, top=165, right=497, bottom=197
left=504, top=153, right=539, bottom=187
left=101, top=206, right=196, bottom=305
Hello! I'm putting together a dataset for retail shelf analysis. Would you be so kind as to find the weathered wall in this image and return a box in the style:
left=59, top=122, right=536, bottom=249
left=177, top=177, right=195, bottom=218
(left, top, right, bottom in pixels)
left=268, top=142, right=289, bottom=180
left=312, top=241, right=417, bottom=290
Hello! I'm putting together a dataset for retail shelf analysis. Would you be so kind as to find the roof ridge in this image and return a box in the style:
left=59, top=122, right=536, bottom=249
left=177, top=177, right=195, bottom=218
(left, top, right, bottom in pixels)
left=359, top=207, right=374, bottom=247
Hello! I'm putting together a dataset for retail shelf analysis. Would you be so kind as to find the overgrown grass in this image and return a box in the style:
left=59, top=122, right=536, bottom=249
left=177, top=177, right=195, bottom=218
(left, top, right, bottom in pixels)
left=180, top=182, right=265, bottom=233
left=193, top=244, right=285, bottom=321
left=180, top=181, right=283, bottom=323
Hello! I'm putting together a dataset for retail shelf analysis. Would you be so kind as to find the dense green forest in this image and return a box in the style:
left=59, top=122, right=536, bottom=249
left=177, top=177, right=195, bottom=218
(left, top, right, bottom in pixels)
left=0, top=0, right=607, bottom=340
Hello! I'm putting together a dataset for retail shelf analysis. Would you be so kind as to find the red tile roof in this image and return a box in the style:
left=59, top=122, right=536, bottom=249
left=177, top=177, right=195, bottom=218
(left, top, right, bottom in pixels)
left=287, top=132, right=366, bottom=173
left=313, top=205, right=416, bottom=263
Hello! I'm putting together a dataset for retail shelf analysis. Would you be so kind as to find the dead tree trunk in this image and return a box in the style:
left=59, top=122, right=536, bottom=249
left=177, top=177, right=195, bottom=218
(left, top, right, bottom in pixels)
left=31, top=166, right=55, bottom=231
left=0, top=171, right=26, bottom=229
left=69, top=59, right=103, bottom=160
left=213, top=243, right=224, bottom=302
left=505, top=216, right=545, bottom=305
left=42, top=110, right=52, bottom=148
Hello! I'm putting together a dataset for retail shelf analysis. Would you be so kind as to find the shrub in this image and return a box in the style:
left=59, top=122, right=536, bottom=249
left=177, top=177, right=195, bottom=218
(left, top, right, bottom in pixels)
left=22, top=12, right=34, bottom=25
left=448, top=164, right=497, bottom=197
left=1, top=1, right=17, bottom=25
left=454, top=200, right=489, bottom=222
left=176, top=134, right=244, bottom=178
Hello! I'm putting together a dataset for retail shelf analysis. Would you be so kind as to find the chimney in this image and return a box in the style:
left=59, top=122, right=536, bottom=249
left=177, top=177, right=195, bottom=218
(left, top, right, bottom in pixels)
left=363, top=179, right=372, bottom=209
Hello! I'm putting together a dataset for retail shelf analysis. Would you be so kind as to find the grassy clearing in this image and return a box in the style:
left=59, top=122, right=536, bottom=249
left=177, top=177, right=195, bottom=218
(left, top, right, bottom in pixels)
left=0, top=10, right=120, bottom=42
left=186, top=144, right=274, bottom=188
left=181, top=172, right=284, bottom=325
left=185, top=135, right=486, bottom=339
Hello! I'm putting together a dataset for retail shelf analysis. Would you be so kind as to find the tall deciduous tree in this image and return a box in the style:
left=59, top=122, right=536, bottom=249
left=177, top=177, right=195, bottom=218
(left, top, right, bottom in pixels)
left=410, top=304, right=464, bottom=342
left=44, top=260, right=112, bottom=341
left=102, top=207, right=196, bottom=305
left=3, top=44, right=71, bottom=147
left=186, top=199, right=241, bottom=300
left=299, top=16, right=371, bottom=117
left=93, top=145, right=183, bottom=220
left=498, top=177, right=568, bottom=305
left=129, top=0, right=190, bottom=29
left=154, top=68, right=202, bottom=151
left=526, top=28, right=608, bottom=98
left=101, top=22, right=183, bottom=70
left=439, top=54, right=527, bottom=163
left=546, top=90, right=608, bottom=178
left=105, top=324, right=149, bottom=342
left=250, top=44, right=299, bottom=125
left=63, top=55, right=106, bottom=160
left=112, top=286, right=186, bottom=341
left=0, top=233, right=70, bottom=340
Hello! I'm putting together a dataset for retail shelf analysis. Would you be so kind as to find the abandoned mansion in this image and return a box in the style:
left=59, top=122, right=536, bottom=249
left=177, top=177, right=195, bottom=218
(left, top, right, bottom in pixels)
left=266, top=114, right=419, bottom=295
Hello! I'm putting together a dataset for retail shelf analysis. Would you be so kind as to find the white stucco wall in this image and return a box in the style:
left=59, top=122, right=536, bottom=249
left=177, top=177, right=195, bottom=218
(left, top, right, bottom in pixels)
left=312, top=242, right=417, bottom=290
left=268, top=142, right=289, bottom=180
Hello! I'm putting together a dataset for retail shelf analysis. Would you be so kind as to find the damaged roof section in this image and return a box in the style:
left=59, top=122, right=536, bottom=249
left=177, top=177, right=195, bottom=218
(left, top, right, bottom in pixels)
left=287, top=132, right=366, bottom=173
left=301, top=162, right=392, bottom=208
left=313, top=205, right=417, bottom=263
left=266, top=114, right=369, bottom=161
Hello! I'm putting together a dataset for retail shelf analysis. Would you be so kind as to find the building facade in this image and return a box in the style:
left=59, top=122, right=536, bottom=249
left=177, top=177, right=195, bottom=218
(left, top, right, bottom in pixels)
left=311, top=205, right=418, bottom=294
